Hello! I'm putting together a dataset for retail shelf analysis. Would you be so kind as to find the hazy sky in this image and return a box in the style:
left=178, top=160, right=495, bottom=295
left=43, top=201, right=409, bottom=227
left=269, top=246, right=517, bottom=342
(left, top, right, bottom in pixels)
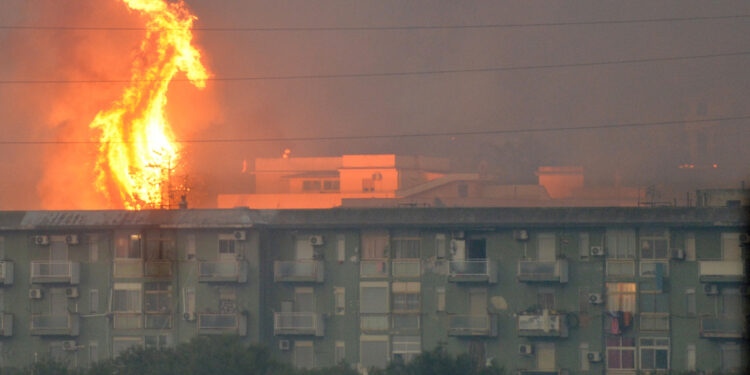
left=1, top=1, right=749, bottom=208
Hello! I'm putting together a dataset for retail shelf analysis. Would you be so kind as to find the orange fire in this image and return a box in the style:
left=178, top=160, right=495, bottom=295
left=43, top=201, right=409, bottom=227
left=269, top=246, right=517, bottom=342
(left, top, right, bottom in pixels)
left=89, top=0, right=208, bottom=209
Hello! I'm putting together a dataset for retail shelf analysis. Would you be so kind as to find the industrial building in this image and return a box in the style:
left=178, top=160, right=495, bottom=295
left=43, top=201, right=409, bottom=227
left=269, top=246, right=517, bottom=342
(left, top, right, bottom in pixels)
left=0, top=207, right=746, bottom=374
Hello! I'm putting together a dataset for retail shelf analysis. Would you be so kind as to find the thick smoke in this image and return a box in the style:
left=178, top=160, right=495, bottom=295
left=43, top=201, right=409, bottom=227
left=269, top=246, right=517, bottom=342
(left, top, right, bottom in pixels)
left=1, top=0, right=748, bottom=209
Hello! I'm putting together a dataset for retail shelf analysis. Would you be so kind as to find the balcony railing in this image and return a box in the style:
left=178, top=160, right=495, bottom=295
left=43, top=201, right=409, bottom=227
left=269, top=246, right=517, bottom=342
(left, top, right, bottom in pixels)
left=199, top=260, right=248, bottom=283
left=699, top=261, right=746, bottom=283
left=197, top=313, right=247, bottom=336
left=0, top=313, right=12, bottom=337
left=448, top=260, right=497, bottom=283
left=145, top=314, right=172, bottom=329
left=360, top=260, right=389, bottom=278
left=30, top=314, right=79, bottom=336
left=517, top=311, right=568, bottom=337
left=274, top=312, right=325, bottom=336
left=274, top=260, right=324, bottom=283
left=448, top=314, right=498, bottom=337
left=113, top=260, right=143, bottom=278
left=517, top=259, right=568, bottom=283
left=0, top=261, right=13, bottom=286
left=640, top=313, right=670, bottom=331
left=144, top=261, right=172, bottom=278
left=30, top=261, right=80, bottom=284
left=517, top=370, right=568, bottom=375
left=392, top=259, right=420, bottom=278
left=699, top=316, right=745, bottom=339
left=113, top=313, right=142, bottom=329
left=360, top=314, right=389, bottom=331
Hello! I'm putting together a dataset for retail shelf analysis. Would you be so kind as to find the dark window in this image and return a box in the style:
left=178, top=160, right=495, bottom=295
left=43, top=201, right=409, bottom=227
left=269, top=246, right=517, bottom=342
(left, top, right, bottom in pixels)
left=302, top=180, right=322, bottom=191
left=467, top=239, right=486, bottom=259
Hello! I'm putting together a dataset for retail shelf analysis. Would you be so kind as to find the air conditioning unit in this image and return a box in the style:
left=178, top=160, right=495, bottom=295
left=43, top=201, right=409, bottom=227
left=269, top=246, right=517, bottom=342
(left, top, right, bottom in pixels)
left=670, top=249, right=685, bottom=260
left=740, top=233, right=750, bottom=244
left=233, top=231, right=246, bottom=241
left=518, top=344, right=533, bottom=356
left=29, top=288, right=43, bottom=299
left=279, top=339, right=291, bottom=351
left=704, top=284, right=720, bottom=295
left=65, top=234, right=79, bottom=245
left=590, top=246, right=604, bottom=256
left=65, top=287, right=79, bottom=298
left=588, top=293, right=604, bottom=304
left=34, top=235, right=50, bottom=246
left=183, top=312, right=197, bottom=321
left=513, top=230, right=529, bottom=241
left=587, top=351, right=603, bottom=362
left=62, top=340, right=78, bottom=351
left=309, top=235, right=324, bottom=246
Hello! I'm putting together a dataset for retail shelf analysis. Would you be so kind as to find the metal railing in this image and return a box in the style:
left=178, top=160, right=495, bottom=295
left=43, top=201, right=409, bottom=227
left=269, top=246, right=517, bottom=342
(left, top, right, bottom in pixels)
left=392, top=259, right=420, bottom=278
left=360, top=260, right=389, bottom=278
left=144, top=261, right=172, bottom=277
left=274, top=312, right=320, bottom=331
left=30, top=261, right=79, bottom=283
left=448, top=314, right=497, bottom=336
left=699, top=316, right=745, bottom=338
left=449, top=260, right=489, bottom=276
left=113, top=313, right=142, bottom=329
left=199, top=260, right=245, bottom=281
left=198, top=313, right=239, bottom=329
left=517, top=259, right=568, bottom=282
left=274, top=260, right=324, bottom=282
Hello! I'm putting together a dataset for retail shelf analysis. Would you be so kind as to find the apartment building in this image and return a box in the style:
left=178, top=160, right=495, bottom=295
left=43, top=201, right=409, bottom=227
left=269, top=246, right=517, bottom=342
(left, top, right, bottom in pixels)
left=0, top=207, right=746, bottom=374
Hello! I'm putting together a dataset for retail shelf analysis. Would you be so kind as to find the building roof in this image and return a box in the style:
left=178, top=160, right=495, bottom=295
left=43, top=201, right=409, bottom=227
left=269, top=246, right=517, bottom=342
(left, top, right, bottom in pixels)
left=0, top=207, right=745, bottom=230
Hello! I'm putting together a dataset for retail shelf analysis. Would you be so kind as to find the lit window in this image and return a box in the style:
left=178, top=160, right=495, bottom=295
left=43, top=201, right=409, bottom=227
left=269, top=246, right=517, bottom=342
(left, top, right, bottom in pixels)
left=606, top=283, right=636, bottom=313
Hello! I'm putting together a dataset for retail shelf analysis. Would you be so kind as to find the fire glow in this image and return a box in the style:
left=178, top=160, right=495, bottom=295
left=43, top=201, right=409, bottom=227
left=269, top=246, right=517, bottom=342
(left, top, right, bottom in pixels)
left=89, top=0, right=208, bottom=209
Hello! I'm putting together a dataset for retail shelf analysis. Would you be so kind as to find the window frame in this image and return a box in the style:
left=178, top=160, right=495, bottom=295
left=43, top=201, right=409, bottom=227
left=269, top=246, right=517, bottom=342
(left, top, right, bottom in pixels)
left=639, top=337, right=670, bottom=371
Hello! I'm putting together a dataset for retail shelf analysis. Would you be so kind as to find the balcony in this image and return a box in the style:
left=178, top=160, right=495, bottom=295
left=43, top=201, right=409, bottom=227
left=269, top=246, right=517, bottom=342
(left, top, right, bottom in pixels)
left=517, top=259, right=568, bottom=283
left=30, top=261, right=80, bottom=284
left=197, top=313, right=247, bottom=336
left=448, top=314, right=498, bottom=337
left=30, top=314, right=79, bottom=336
left=274, top=260, right=324, bottom=283
left=199, top=260, right=248, bottom=283
left=0, top=314, right=12, bottom=337
left=0, top=261, right=13, bottom=286
left=360, top=260, right=389, bottom=278
left=517, top=311, right=568, bottom=338
left=360, top=314, right=389, bottom=332
left=113, top=260, right=143, bottom=278
left=448, top=260, right=497, bottom=283
left=113, top=313, right=142, bottom=329
left=144, top=261, right=172, bottom=278
left=392, top=259, right=420, bottom=278
left=699, top=261, right=746, bottom=283
left=699, top=316, right=745, bottom=339
left=274, top=312, right=325, bottom=336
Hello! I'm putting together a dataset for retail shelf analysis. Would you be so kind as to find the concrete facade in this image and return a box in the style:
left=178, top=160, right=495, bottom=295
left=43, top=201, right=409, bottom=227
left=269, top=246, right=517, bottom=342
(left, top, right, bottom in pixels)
left=0, top=207, right=746, bottom=374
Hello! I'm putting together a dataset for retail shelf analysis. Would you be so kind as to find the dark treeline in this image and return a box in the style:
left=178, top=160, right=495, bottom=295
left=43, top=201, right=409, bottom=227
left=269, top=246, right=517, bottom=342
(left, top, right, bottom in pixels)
left=0, top=336, right=505, bottom=375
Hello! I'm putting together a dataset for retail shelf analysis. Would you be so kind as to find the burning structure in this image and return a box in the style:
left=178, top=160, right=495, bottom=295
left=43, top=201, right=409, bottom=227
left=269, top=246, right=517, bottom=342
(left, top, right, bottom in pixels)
left=89, top=0, right=208, bottom=210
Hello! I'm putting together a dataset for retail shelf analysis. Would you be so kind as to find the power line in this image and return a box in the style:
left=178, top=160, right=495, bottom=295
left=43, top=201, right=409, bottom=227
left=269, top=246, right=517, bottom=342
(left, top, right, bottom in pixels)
left=1, top=115, right=747, bottom=145
left=1, top=50, right=748, bottom=85
left=1, top=14, right=749, bottom=32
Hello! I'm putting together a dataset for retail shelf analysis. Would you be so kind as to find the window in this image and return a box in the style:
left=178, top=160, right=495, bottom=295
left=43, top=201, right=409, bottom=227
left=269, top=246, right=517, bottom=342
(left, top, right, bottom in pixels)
left=115, top=234, right=142, bottom=259
left=186, top=234, right=196, bottom=260
left=721, top=287, right=742, bottom=316
left=606, top=260, right=635, bottom=277
left=537, top=233, right=556, bottom=261
left=360, top=336, right=388, bottom=369
left=436, top=287, right=445, bottom=312
left=640, top=228, right=669, bottom=259
left=639, top=337, right=669, bottom=370
left=606, top=229, right=636, bottom=259
left=606, top=283, right=636, bottom=313
left=579, top=233, right=590, bottom=260
left=435, top=234, right=446, bottom=259
left=362, top=178, right=374, bottom=192
left=302, top=180, right=322, bottom=191
left=218, top=239, right=236, bottom=256
left=392, top=282, right=420, bottom=313
left=89, top=289, right=99, bottom=313
left=294, top=341, right=314, bottom=369
left=579, top=343, right=590, bottom=371
left=392, top=238, right=420, bottom=259
left=337, top=235, right=345, bottom=262
left=720, top=344, right=741, bottom=372
left=362, top=231, right=389, bottom=259
left=686, top=344, right=696, bottom=371
left=89, top=341, right=98, bottom=365
left=112, top=283, right=141, bottom=312
left=182, top=287, right=195, bottom=314
left=220, top=288, right=238, bottom=313
left=392, top=314, right=420, bottom=330
left=640, top=292, right=669, bottom=331
left=537, top=288, right=555, bottom=310
left=392, top=336, right=421, bottom=362
left=144, top=282, right=171, bottom=314
left=145, top=335, right=169, bottom=350
left=685, top=288, right=696, bottom=316
left=685, top=232, right=696, bottom=261
left=607, top=337, right=635, bottom=370
left=335, top=341, right=346, bottom=365
left=721, top=232, right=741, bottom=260
left=360, top=283, right=389, bottom=314
left=89, top=235, right=98, bottom=262
left=323, top=180, right=340, bottom=191
left=334, top=287, right=345, bottom=315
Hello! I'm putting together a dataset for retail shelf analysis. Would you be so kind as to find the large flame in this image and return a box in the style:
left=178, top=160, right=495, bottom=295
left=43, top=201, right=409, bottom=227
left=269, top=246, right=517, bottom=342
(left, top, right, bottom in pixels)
left=89, top=0, right=208, bottom=209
